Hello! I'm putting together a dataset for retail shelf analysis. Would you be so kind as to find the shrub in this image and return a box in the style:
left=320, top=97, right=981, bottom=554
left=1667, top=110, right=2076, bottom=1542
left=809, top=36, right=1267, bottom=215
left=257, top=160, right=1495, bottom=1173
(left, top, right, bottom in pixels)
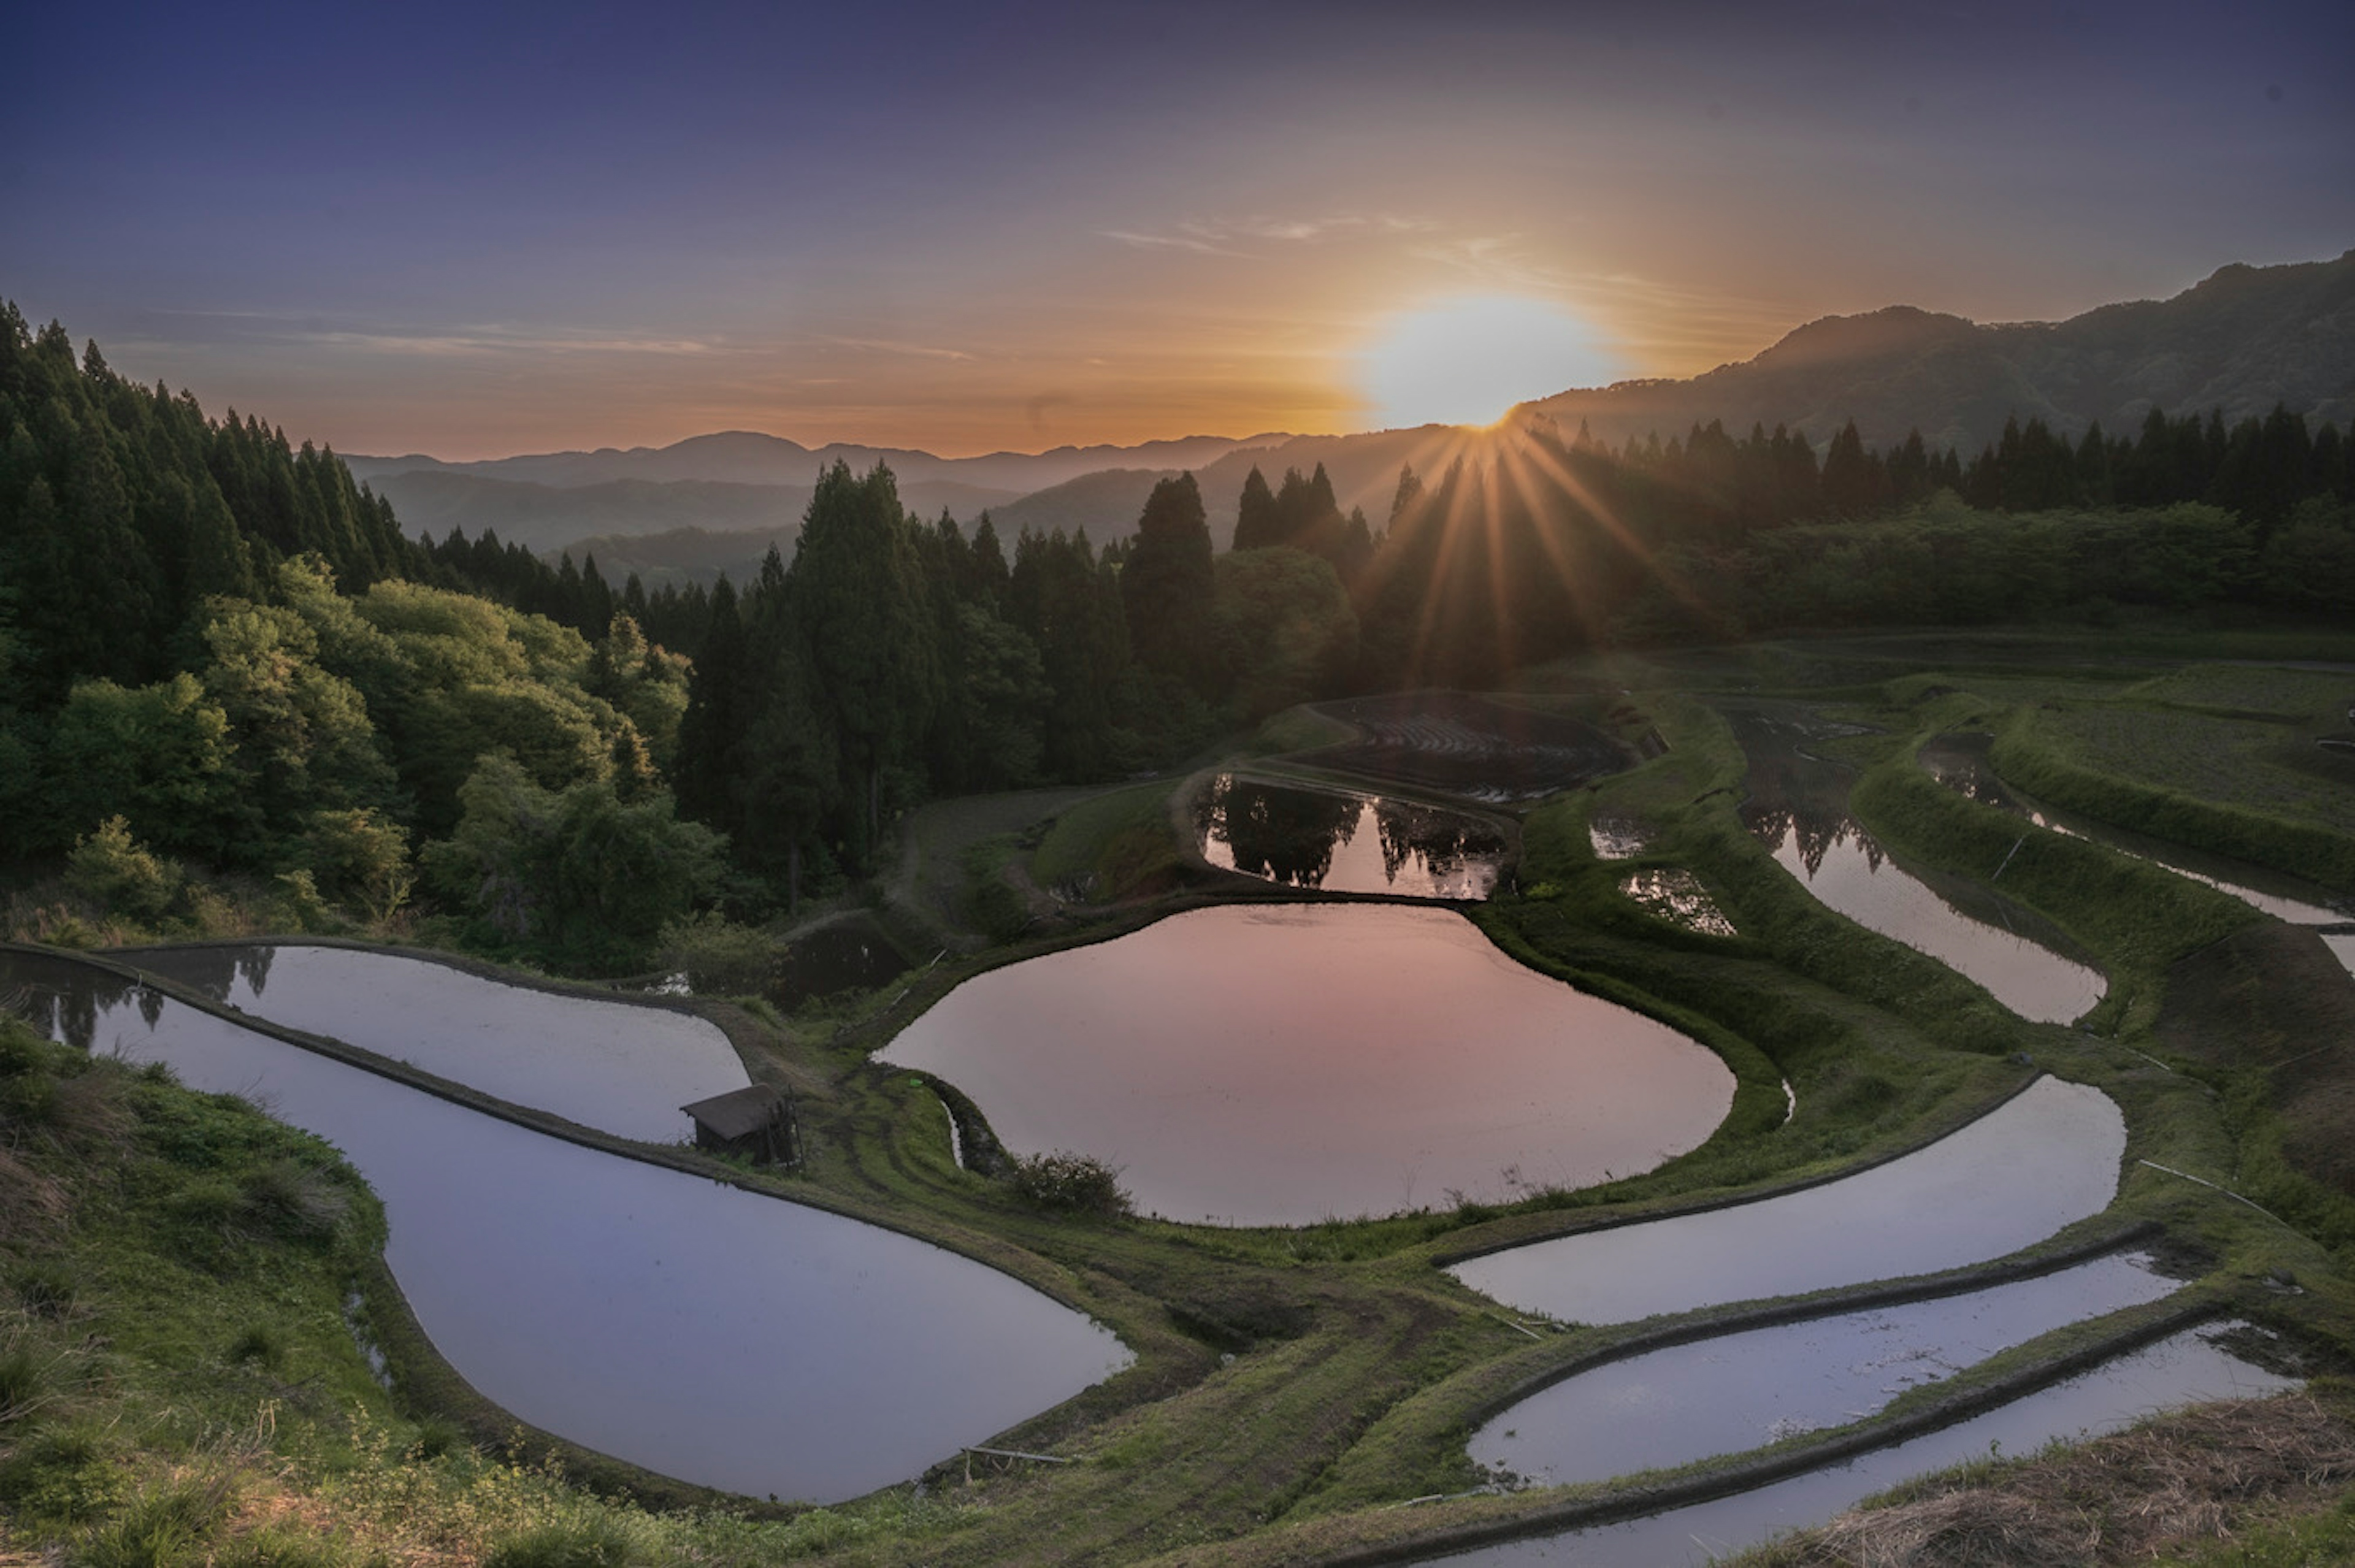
left=0, top=1422, right=123, bottom=1524
left=654, top=911, right=775, bottom=994
left=237, top=1159, right=352, bottom=1244
left=481, top=1516, right=646, bottom=1568
left=228, top=1323, right=285, bottom=1369
left=64, top=817, right=182, bottom=922
left=1009, top=1150, right=1133, bottom=1218
left=72, top=1473, right=235, bottom=1568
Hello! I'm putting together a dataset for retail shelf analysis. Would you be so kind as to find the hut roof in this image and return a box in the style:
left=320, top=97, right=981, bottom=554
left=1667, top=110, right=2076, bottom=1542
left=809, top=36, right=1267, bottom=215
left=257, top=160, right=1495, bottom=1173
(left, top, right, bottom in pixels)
left=681, top=1082, right=786, bottom=1141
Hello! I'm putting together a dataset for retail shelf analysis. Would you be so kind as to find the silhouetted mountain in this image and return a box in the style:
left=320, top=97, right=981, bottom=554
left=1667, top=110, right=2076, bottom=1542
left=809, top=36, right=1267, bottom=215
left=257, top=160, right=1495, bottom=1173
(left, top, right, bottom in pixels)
left=350, top=252, right=2352, bottom=554
left=1517, top=251, right=2355, bottom=454
left=347, top=430, right=1286, bottom=497
left=366, top=470, right=1017, bottom=552
left=986, top=468, right=1177, bottom=540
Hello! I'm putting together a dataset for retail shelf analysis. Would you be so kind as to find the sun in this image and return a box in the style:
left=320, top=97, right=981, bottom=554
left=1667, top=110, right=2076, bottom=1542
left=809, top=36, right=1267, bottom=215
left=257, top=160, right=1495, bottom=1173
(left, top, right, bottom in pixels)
left=1358, top=296, right=1619, bottom=430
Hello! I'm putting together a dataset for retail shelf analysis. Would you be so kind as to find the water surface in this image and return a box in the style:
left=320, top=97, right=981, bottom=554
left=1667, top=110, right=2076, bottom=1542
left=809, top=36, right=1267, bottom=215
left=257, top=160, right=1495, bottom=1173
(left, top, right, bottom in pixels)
left=880, top=904, right=1735, bottom=1226
left=1470, top=1251, right=2177, bottom=1486
left=1726, top=705, right=2105, bottom=1023
left=1920, top=732, right=2353, bottom=976
left=1195, top=775, right=1509, bottom=899
left=4, top=951, right=1128, bottom=1502
left=1450, top=1077, right=2124, bottom=1324
left=1587, top=817, right=1652, bottom=861
left=1618, top=870, right=1736, bottom=936
left=129, top=943, right=746, bottom=1142
left=1427, top=1323, right=2296, bottom=1566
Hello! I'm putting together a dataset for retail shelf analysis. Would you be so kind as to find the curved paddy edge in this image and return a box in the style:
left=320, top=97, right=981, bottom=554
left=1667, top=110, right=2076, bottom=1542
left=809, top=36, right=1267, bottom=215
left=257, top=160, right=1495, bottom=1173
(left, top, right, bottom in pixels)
left=1443, top=1219, right=2170, bottom=1442
left=1426, top=1068, right=2042, bottom=1270
left=2, top=939, right=1187, bottom=1491
left=1298, top=1291, right=2231, bottom=1568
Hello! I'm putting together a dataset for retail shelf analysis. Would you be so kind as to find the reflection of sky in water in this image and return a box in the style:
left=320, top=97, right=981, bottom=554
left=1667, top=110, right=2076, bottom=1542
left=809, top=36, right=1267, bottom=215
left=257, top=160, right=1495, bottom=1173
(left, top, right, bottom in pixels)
left=1588, top=817, right=1651, bottom=860
left=883, top=904, right=1733, bottom=1226
left=131, top=943, right=746, bottom=1141
left=1471, top=1250, right=2177, bottom=1485
left=1618, top=870, right=1735, bottom=936
left=1452, top=1077, right=2125, bottom=1323
left=1428, top=1323, right=2296, bottom=1567
left=1756, top=814, right=2105, bottom=1024
left=1196, top=775, right=1507, bottom=899
left=3, top=952, right=1128, bottom=1503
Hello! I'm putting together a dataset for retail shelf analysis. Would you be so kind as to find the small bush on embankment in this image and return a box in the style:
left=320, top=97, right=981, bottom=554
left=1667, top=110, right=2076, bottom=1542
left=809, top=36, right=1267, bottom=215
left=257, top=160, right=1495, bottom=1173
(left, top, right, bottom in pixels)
left=1011, top=1150, right=1135, bottom=1218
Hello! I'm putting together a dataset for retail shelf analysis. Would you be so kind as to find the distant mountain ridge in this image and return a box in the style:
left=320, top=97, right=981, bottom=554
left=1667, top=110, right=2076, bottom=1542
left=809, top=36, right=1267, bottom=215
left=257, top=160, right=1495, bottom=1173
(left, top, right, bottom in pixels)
left=350, top=250, right=2353, bottom=567
left=346, top=430, right=1290, bottom=498
left=1517, top=250, right=2355, bottom=455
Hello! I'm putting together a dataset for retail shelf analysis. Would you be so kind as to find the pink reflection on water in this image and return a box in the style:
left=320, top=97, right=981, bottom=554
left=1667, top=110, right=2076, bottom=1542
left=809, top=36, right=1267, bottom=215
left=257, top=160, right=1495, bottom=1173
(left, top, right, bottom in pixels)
left=1760, top=816, right=2105, bottom=1025
left=880, top=904, right=1734, bottom=1226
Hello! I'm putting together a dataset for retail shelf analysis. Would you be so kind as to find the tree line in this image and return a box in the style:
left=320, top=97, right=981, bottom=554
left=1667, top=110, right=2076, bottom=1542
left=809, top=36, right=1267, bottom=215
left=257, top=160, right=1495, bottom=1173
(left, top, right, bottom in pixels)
left=5, top=301, right=2349, bottom=968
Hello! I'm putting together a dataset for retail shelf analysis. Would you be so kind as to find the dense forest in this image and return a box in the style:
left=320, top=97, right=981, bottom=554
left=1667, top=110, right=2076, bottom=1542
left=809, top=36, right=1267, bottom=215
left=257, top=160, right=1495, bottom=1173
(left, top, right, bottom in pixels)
left=4, top=303, right=2349, bottom=971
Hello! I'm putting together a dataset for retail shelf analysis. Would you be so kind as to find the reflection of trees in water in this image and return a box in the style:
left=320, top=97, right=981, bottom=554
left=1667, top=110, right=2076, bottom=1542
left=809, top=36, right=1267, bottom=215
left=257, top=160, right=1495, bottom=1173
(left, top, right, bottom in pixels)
left=1199, top=775, right=1363, bottom=888
left=144, top=945, right=266, bottom=1003
left=1375, top=800, right=1506, bottom=887
left=1, top=958, right=144, bottom=1052
left=1200, top=776, right=1504, bottom=891
left=1745, top=806, right=1888, bottom=879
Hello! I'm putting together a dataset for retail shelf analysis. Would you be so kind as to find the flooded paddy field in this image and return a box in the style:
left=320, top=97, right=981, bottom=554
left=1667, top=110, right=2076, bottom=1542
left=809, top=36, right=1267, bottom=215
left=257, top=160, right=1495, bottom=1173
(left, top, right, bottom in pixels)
left=1306, top=692, right=1635, bottom=801
left=1616, top=869, right=1736, bottom=936
left=3, top=949, right=1130, bottom=1503
left=879, top=903, right=1734, bottom=1226
left=1469, top=1250, right=2180, bottom=1487
left=1920, top=730, right=2355, bottom=975
left=770, top=915, right=916, bottom=1006
left=126, top=941, right=748, bottom=1141
left=1193, top=773, right=1511, bottom=898
left=1426, top=1322, right=2299, bottom=1567
left=1449, top=1077, right=2126, bottom=1324
left=1725, top=705, right=2107, bottom=1023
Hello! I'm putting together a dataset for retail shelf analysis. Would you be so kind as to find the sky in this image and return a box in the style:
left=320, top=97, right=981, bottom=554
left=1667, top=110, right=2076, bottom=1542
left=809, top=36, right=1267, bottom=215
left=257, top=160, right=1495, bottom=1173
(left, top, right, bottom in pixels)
left=4, top=0, right=2350, bottom=459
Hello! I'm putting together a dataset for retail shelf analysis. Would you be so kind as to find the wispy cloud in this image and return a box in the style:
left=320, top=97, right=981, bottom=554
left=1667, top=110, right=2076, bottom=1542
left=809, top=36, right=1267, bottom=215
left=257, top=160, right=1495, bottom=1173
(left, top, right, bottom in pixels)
left=1100, top=228, right=1247, bottom=257
left=124, top=307, right=723, bottom=358
left=313, top=328, right=721, bottom=358
left=825, top=336, right=976, bottom=362
left=1100, top=212, right=1434, bottom=256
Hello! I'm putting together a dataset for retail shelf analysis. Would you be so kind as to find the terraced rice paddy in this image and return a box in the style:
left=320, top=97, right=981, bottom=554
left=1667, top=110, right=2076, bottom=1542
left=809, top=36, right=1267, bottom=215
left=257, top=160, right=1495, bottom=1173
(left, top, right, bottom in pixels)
left=1307, top=692, right=1634, bottom=801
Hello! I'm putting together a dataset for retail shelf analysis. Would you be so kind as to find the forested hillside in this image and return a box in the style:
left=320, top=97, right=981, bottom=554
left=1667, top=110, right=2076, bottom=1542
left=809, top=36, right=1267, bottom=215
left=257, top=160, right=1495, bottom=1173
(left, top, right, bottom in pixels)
left=6, top=302, right=2350, bottom=973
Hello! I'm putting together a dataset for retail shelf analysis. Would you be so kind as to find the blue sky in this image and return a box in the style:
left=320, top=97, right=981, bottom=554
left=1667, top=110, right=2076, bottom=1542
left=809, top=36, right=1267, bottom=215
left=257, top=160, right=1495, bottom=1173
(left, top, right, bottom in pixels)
left=6, top=0, right=2348, bottom=456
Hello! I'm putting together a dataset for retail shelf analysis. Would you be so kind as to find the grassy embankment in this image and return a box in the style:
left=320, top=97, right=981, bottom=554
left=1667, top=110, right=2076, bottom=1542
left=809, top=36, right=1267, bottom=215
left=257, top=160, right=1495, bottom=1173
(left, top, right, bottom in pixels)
left=9, top=633, right=2355, bottom=1566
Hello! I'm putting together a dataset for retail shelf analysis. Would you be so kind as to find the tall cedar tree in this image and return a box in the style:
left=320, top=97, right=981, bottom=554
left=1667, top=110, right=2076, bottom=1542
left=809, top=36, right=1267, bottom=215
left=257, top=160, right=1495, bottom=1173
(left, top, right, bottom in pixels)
left=786, top=461, right=939, bottom=865
left=1119, top=473, right=1217, bottom=694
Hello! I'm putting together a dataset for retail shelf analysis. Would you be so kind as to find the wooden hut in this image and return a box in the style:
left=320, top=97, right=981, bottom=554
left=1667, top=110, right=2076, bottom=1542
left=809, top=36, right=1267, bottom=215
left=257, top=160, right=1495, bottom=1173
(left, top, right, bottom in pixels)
left=681, top=1083, right=796, bottom=1166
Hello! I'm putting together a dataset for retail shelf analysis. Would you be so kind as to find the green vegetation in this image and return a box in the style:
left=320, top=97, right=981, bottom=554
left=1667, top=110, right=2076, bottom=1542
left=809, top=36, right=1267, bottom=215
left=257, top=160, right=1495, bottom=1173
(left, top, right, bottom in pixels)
left=10, top=637, right=2355, bottom=1567
left=7, top=305, right=2355, bottom=1563
left=1029, top=782, right=1185, bottom=903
